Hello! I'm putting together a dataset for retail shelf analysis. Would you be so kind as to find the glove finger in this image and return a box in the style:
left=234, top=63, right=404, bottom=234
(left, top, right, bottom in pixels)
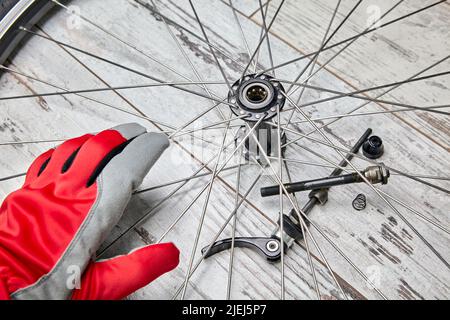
left=24, top=149, right=54, bottom=186
left=34, top=135, right=92, bottom=184
left=101, top=132, right=169, bottom=192
left=64, top=123, right=147, bottom=189
left=71, top=243, right=180, bottom=300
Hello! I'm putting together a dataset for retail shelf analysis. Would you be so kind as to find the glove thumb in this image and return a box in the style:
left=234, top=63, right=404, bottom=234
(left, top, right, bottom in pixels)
left=71, top=243, right=179, bottom=300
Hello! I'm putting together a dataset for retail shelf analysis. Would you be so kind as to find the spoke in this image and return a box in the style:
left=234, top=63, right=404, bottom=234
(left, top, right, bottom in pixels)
left=97, top=138, right=238, bottom=258
left=21, top=28, right=236, bottom=108
left=277, top=124, right=450, bottom=195
left=283, top=161, right=321, bottom=299
left=171, top=115, right=246, bottom=138
left=180, top=114, right=232, bottom=300
left=1, top=65, right=225, bottom=148
left=282, top=92, right=450, bottom=270
left=136, top=164, right=244, bottom=194
left=290, top=0, right=404, bottom=92
left=134, top=0, right=247, bottom=72
left=239, top=0, right=286, bottom=79
left=188, top=0, right=233, bottom=90
left=249, top=123, right=388, bottom=299
left=52, top=0, right=229, bottom=97
left=287, top=0, right=356, bottom=94
left=226, top=148, right=244, bottom=300
left=276, top=90, right=285, bottom=299
left=227, top=0, right=256, bottom=71
left=280, top=70, right=450, bottom=103
left=180, top=115, right=265, bottom=299
left=0, top=81, right=226, bottom=102
left=0, top=65, right=182, bottom=129
left=171, top=173, right=263, bottom=300
left=0, top=139, right=65, bottom=146
left=283, top=105, right=450, bottom=128
left=168, top=101, right=226, bottom=139
left=258, top=0, right=276, bottom=77
left=254, top=1, right=270, bottom=73
left=149, top=0, right=230, bottom=131
left=281, top=55, right=450, bottom=150
left=260, top=0, right=446, bottom=75
left=0, top=173, right=26, bottom=182
left=285, top=0, right=342, bottom=128
left=244, top=122, right=350, bottom=300
left=277, top=71, right=450, bottom=116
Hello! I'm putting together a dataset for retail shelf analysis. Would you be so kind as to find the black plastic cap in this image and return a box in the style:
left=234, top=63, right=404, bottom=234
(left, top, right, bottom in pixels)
left=363, top=136, right=384, bottom=159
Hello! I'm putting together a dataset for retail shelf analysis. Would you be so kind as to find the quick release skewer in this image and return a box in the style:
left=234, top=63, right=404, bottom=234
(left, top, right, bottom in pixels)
left=261, top=164, right=390, bottom=197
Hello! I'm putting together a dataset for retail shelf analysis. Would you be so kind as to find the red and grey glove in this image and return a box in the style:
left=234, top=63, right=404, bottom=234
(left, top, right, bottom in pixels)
left=0, top=123, right=179, bottom=300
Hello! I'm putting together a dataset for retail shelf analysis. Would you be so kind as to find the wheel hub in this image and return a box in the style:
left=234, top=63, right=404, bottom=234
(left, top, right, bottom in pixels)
left=228, top=74, right=286, bottom=122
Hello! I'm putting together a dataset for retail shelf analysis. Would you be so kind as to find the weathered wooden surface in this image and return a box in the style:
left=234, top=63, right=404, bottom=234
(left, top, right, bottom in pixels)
left=0, top=0, right=448, bottom=300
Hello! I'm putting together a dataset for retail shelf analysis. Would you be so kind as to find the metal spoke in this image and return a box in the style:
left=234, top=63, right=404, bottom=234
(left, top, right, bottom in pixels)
left=276, top=91, right=285, bottom=300
left=277, top=71, right=450, bottom=116
left=239, top=0, right=286, bottom=79
left=248, top=122, right=388, bottom=299
left=180, top=115, right=265, bottom=299
left=244, top=123, right=350, bottom=300
left=258, top=0, right=276, bottom=77
left=287, top=0, right=356, bottom=95
left=168, top=100, right=226, bottom=139
left=283, top=161, right=321, bottom=299
left=171, top=173, right=263, bottom=299
left=135, top=164, right=244, bottom=195
left=20, top=28, right=236, bottom=107
left=0, top=173, right=26, bottom=182
left=228, top=0, right=256, bottom=72
left=290, top=0, right=404, bottom=92
left=188, top=0, right=233, bottom=90
left=0, top=139, right=65, bottom=146
left=149, top=0, right=232, bottom=136
left=170, top=116, right=246, bottom=138
left=285, top=0, right=342, bottom=128
left=277, top=124, right=450, bottom=195
left=226, top=148, right=244, bottom=300
left=260, top=0, right=446, bottom=75
left=282, top=92, right=450, bottom=270
left=97, top=137, right=238, bottom=258
left=180, top=113, right=233, bottom=299
left=254, top=1, right=270, bottom=74
left=0, top=65, right=182, bottom=128
left=1, top=65, right=227, bottom=149
left=282, top=105, right=450, bottom=129
left=52, top=0, right=230, bottom=97
left=281, top=55, right=450, bottom=150
left=0, top=81, right=226, bottom=102
left=134, top=0, right=248, bottom=72
left=280, top=70, right=450, bottom=103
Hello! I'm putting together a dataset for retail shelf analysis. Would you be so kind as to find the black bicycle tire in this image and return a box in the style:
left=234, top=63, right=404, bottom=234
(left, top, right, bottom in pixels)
left=0, top=0, right=58, bottom=65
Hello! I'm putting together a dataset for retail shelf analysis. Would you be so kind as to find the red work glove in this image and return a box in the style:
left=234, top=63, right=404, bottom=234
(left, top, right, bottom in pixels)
left=0, top=123, right=179, bottom=300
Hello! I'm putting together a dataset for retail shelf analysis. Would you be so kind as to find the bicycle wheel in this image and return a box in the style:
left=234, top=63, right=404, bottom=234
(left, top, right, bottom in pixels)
left=0, top=0, right=449, bottom=300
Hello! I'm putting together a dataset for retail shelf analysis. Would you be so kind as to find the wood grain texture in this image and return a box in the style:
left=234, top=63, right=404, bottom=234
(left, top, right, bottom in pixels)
left=0, top=0, right=448, bottom=300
